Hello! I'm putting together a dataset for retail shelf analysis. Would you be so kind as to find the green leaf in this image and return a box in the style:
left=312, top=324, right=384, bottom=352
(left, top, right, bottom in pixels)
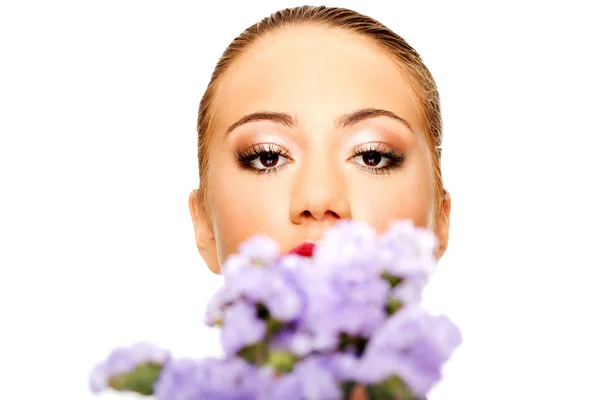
left=237, top=341, right=269, bottom=365
left=385, top=297, right=403, bottom=315
left=267, top=349, right=296, bottom=373
left=108, top=363, right=163, bottom=395
left=266, top=317, right=285, bottom=337
left=381, top=273, right=404, bottom=288
left=366, top=376, right=422, bottom=400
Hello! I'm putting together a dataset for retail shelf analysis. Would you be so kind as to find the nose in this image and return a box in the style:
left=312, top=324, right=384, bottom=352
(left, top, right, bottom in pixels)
left=289, top=157, right=351, bottom=225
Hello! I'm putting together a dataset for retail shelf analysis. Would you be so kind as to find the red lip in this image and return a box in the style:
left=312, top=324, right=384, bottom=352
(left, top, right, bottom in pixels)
left=288, top=242, right=316, bottom=257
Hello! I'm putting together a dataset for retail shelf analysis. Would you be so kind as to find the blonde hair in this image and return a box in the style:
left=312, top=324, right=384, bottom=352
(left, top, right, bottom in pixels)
left=196, top=5, right=445, bottom=220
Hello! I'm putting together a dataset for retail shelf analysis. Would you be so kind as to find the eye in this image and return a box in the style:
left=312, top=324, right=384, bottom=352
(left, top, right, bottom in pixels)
left=250, top=152, right=289, bottom=170
left=235, top=143, right=293, bottom=174
left=349, top=143, right=406, bottom=174
left=353, top=151, right=392, bottom=169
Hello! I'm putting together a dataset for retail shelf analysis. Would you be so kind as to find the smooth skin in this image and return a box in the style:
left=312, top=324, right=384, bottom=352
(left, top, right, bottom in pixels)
left=189, top=26, right=451, bottom=274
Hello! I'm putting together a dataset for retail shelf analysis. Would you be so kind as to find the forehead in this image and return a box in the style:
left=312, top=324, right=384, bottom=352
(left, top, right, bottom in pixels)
left=212, top=25, right=423, bottom=136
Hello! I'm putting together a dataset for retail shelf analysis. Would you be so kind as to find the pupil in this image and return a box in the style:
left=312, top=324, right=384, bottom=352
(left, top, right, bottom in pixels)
left=260, top=154, right=278, bottom=167
left=363, top=152, right=381, bottom=167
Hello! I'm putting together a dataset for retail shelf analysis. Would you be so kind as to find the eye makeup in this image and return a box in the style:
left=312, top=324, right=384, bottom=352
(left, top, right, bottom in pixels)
left=231, top=118, right=411, bottom=176
left=234, top=142, right=293, bottom=175
left=348, top=142, right=406, bottom=175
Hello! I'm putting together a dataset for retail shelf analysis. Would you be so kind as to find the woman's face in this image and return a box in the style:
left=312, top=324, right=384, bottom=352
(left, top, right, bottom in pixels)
left=189, top=26, right=450, bottom=273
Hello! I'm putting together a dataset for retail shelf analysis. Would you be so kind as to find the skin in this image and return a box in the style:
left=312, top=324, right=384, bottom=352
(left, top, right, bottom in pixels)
left=189, top=25, right=451, bottom=274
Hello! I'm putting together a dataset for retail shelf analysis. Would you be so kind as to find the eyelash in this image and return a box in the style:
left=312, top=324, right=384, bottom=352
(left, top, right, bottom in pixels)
left=234, top=142, right=406, bottom=175
left=350, top=143, right=406, bottom=175
left=235, top=143, right=292, bottom=175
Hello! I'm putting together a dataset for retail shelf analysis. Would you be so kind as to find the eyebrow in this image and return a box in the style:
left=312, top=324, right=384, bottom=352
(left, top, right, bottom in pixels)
left=225, top=108, right=414, bottom=136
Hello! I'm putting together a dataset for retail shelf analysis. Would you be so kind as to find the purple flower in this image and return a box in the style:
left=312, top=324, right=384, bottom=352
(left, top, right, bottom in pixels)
left=89, top=342, right=170, bottom=393
left=268, top=268, right=339, bottom=354
left=220, top=301, right=267, bottom=355
left=328, top=258, right=390, bottom=331
left=154, top=357, right=267, bottom=400
left=271, top=329, right=314, bottom=357
left=279, top=225, right=390, bottom=352
left=153, top=358, right=198, bottom=400
left=89, top=363, right=111, bottom=393
left=238, top=235, right=280, bottom=265
left=377, top=220, right=438, bottom=280
left=270, top=271, right=386, bottom=355
left=356, top=305, right=462, bottom=397
left=205, top=261, right=304, bottom=330
left=264, top=356, right=342, bottom=400
left=316, top=353, right=361, bottom=382
left=313, top=219, right=380, bottom=274
left=90, top=219, right=462, bottom=400
left=390, top=280, right=425, bottom=304
left=127, top=342, right=171, bottom=365
left=205, top=242, right=305, bottom=326
left=426, top=314, right=464, bottom=363
left=327, top=303, right=387, bottom=339
left=220, top=253, right=254, bottom=281
left=369, top=220, right=440, bottom=309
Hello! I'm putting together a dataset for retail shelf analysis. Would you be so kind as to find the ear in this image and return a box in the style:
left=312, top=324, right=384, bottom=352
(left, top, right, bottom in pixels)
left=188, top=189, right=220, bottom=274
left=435, top=189, right=451, bottom=259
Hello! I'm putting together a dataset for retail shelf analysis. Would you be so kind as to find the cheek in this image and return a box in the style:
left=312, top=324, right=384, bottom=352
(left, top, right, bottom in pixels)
left=207, top=165, right=291, bottom=263
left=350, top=162, right=434, bottom=233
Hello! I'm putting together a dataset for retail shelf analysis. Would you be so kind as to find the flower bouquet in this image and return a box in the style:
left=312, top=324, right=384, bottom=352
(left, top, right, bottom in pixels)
left=90, top=219, right=461, bottom=399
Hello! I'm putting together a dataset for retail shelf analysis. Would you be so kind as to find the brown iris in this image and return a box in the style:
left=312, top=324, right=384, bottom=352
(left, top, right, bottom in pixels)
left=260, top=154, right=279, bottom=167
left=362, top=152, right=382, bottom=167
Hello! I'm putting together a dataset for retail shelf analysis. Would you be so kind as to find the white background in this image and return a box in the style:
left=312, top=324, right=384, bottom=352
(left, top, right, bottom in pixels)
left=1, top=1, right=599, bottom=399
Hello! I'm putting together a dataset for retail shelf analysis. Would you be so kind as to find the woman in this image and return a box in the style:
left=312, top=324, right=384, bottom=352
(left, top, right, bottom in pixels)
left=188, top=5, right=451, bottom=274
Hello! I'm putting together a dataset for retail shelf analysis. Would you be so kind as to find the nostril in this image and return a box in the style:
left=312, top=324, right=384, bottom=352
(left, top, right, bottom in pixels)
left=301, top=210, right=340, bottom=219
left=328, top=211, right=340, bottom=219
